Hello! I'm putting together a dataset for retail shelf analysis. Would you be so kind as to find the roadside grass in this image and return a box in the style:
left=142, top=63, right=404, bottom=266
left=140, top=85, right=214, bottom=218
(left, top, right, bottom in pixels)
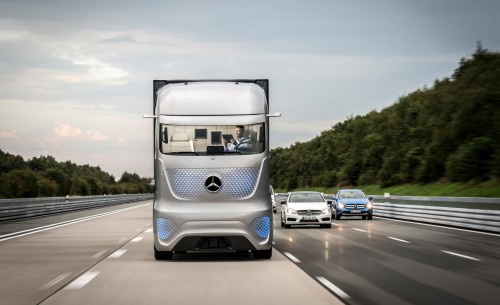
left=276, top=179, right=500, bottom=197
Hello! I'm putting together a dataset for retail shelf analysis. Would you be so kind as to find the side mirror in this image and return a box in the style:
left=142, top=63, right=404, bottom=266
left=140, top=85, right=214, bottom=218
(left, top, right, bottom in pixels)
left=326, top=200, right=332, bottom=206
left=332, top=197, right=338, bottom=201
left=368, top=196, right=373, bottom=201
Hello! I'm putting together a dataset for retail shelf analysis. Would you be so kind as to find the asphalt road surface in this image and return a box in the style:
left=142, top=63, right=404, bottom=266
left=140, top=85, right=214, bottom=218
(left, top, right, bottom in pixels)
left=1, top=200, right=499, bottom=305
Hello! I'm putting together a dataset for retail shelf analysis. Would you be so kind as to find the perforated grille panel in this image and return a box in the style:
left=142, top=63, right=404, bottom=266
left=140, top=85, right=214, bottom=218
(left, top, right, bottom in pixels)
left=157, top=217, right=176, bottom=240
left=251, top=216, right=271, bottom=239
left=167, top=168, right=259, bottom=200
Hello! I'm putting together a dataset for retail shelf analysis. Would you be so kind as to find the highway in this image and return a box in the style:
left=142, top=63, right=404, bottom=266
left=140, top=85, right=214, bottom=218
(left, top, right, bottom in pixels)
left=1, top=200, right=499, bottom=305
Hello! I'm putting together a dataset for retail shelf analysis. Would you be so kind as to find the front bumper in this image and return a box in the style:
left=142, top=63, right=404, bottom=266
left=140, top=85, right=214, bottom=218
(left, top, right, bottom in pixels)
left=337, top=208, right=372, bottom=216
left=154, top=212, right=273, bottom=252
left=284, top=214, right=331, bottom=225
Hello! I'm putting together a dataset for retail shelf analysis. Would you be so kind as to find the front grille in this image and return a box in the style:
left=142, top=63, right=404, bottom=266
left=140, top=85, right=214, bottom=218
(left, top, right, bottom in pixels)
left=345, top=204, right=366, bottom=209
left=167, top=168, right=259, bottom=200
left=297, top=210, right=321, bottom=215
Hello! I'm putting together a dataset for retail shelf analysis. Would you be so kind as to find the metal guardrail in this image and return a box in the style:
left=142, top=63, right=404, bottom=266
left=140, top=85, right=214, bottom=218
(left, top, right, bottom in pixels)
left=276, top=193, right=500, bottom=233
left=0, top=194, right=154, bottom=222
left=370, top=195, right=500, bottom=233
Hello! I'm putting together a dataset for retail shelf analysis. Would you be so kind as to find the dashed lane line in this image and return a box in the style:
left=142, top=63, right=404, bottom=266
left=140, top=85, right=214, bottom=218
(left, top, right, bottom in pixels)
left=352, top=228, right=367, bottom=233
left=41, top=272, right=71, bottom=290
left=441, top=250, right=481, bottom=261
left=109, top=249, right=127, bottom=258
left=283, top=252, right=301, bottom=263
left=388, top=236, right=411, bottom=243
left=316, top=276, right=351, bottom=300
left=131, top=236, right=143, bottom=242
left=64, top=271, right=100, bottom=290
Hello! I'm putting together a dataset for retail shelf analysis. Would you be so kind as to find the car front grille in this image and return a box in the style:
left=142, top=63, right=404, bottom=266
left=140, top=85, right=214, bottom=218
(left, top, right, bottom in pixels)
left=297, top=210, right=321, bottom=215
left=345, top=204, right=366, bottom=209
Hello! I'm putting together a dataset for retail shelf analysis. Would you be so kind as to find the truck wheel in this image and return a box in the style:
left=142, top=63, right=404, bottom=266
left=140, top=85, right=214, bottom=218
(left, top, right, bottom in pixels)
left=253, top=247, right=272, bottom=259
left=154, top=246, right=173, bottom=260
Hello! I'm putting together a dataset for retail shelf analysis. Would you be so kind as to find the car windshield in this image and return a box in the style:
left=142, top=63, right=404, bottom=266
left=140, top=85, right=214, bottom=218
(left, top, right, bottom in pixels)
left=159, top=123, right=265, bottom=155
left=289, top=193, right=324, bottom=202
left=339, top=190, right=366, bottom=199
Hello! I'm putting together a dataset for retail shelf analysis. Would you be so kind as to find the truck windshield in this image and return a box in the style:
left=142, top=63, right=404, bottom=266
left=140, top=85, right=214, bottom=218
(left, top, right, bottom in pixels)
left=160, top=123, right=265, bottom=155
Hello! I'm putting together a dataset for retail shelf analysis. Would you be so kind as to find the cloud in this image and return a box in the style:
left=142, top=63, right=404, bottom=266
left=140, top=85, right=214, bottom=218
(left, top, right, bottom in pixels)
left=53, top=123, right=108, bottom=141
left=54, top=123, right=82, bottom=138
left=86, top=130, right=108, bottom=141
left=0, top=29, right=30, bottom=42
left=0, top=129, right=19, bottom=138
left=59, top=50, right=129, bottom=85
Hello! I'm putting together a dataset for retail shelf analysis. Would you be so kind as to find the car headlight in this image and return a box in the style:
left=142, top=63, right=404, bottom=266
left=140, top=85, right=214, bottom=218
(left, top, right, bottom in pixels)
left=337, top=202, right=345, bottom=209
left=286, top=208, right=297, bottom=215
left=367, top=202, right=373, bottom=209
left=322, top=207, right=331, bottom=215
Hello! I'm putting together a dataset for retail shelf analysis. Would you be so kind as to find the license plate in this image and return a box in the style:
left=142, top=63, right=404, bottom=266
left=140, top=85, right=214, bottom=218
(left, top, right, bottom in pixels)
left=303, top=216, right=316, bottom=220
left=350, top=210, right=361, bottom=213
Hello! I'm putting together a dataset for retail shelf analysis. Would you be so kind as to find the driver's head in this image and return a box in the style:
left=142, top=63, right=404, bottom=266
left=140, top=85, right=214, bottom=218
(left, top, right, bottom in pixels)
left=235, top=125, right=245, bottom=138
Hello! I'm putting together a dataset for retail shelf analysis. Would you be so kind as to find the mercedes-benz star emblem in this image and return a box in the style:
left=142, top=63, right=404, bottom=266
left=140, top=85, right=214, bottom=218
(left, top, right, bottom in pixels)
left=306, top=210, right=312, bottom=216
left=205, top=176, right=222, bottom=193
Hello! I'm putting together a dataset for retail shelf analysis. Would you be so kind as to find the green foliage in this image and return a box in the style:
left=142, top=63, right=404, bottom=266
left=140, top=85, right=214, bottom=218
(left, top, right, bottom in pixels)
left=270, top=47, right=500, bottom=191
left=0, top=149, right=154, bottom=198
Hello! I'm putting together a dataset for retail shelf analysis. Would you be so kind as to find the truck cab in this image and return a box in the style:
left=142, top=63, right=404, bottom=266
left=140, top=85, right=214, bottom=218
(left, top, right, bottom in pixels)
left=145, top=80, right=280, bottom=259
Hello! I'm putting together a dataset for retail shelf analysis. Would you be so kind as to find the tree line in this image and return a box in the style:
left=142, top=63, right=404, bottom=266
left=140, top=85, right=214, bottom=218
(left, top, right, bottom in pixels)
left=0, top=151, right=153, bottom=198
left=270, top=46, right=500, bottom=190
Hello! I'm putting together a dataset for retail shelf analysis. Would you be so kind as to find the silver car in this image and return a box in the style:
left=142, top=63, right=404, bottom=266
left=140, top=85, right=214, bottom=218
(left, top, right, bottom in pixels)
left=280, top=191, right=332, bottom=228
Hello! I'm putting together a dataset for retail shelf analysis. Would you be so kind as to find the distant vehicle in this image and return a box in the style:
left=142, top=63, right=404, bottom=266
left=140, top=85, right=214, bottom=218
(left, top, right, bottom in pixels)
left=331, top=189, right=373, bottom=220
left=280, top=191, right=332, bottom=228
left=270, top=185, right=277, bottom=213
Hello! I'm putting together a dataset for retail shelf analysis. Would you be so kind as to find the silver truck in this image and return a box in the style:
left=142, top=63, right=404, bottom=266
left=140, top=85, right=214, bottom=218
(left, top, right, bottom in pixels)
left=144, top=79, right=280, bottom=259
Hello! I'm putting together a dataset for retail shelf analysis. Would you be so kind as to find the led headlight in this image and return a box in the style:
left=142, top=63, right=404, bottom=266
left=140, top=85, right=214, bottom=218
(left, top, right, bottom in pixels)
left=338, top=202, right=345, bottom=209
left=286, top=208, right=297, bottom=215
left=322, top=207, right=331, bottom=215
left=367, top=202, right=373, bottom=209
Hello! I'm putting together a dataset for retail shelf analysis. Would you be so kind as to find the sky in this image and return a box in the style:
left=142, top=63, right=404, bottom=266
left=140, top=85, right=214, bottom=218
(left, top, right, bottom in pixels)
left=1, top=0, right=499, bottom=179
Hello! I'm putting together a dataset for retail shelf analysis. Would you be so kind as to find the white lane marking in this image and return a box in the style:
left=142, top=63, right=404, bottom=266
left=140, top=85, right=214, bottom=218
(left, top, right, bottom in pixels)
left=145, top=228, right=153, bottom=233
left=353, top=228, right=367, bottom=233
left=109, top=249, right=127, bottom=258
left=64, top=271, right=100, bottom=290
left=388, top=236, right=411, bottom=243
left=131, top=236, right=143, bottom=242
left=441, top=250, right=481, bottom=261
left=91, top=250, right=107, bottom=259
left=380, top=217, right=500, bottom=237
left=0, top=203, right=151, bottom=242
left=283, top=252, right=301, bottom=263
left=41, top=272, right=71, bottom=289
left=316, top=276, right=351, bottom=300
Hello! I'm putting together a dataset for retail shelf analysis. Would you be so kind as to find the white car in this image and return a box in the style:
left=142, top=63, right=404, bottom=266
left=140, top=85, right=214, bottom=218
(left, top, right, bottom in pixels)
left=280, top=191, right=332, bottom=228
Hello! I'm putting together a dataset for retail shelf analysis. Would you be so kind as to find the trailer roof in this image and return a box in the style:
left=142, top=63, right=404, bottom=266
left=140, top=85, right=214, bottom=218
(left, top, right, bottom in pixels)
left=156, top=81, right=268, bottom=116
